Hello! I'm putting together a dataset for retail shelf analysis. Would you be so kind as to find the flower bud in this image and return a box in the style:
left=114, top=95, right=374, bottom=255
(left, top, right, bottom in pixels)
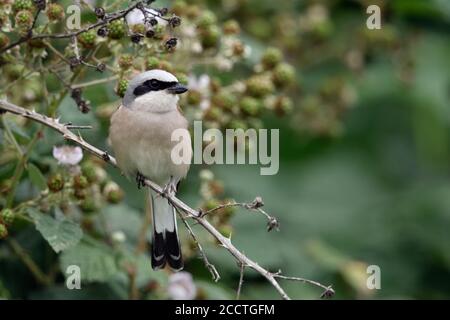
left=240, top=96, right=261, bottom=116
left=46, top=3, right=65, bottom=21
left=73, top=175, right=89, bottom=190
left=118, top=54, right=133, bottom=69
left=246, top=75, right=275, bottom=98
left=200, top=25, right=220, bottom=49
left=15, top=10, right=33, bottom=29
left=223, top=20, right=240, bottom=35
left=116, top=79, right=128, bottom=98
left=272, top=63, right=295, bottom=88
left=0, top=209, right=15, bottom=226
left=103, top=181, right=124, bottom=204
left=47, top=173, right=64, bottom=192
left=261, top=47, right=283, bottom=69
left=197, top=10, right=216, bottom=29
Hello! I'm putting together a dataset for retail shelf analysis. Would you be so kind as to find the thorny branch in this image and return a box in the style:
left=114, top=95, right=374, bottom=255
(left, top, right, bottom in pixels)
left=179, top=212, right=221, bottom=282
left=0, top=2, right=145, bottom=54
left=0, top=100, right=335, bottom=300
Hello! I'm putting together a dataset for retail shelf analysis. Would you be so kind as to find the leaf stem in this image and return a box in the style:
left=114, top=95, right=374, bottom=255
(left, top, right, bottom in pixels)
left=7, top=238, right=52, bottom=286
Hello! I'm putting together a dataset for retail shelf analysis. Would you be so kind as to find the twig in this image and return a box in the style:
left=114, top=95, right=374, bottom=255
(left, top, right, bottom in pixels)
left=72, top=75, right=119, bottom=89
left=179, top=212, right=221, bottom=282
left=236, top=262, right=245, bottom=300
left=202, top=197, right=280, bottom=232
left=273, top=272, right=335, bottom=298
left=0, top=100, right=334, bottom=300
left=0, top=2, right=142, bottom=54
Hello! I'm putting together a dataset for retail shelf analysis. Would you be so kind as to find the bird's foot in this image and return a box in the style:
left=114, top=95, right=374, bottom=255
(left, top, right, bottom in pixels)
left=135, top=172, right=146, bottom=189
left=162, top=179, right=177, bottom=198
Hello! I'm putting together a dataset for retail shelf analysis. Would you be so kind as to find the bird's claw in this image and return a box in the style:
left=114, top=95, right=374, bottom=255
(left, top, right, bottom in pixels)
left=135, top=172, right=146, bottom=189
left=162, top=181, right=177, bottom=198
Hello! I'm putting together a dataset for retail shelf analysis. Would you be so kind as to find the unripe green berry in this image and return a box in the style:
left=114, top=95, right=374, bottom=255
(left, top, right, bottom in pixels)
left=13, top=0, right=33, bottom=13
left=176, top=72, right=189, bottom=85
left=46, top=3, right=65, bottom=21
left=77, top=30, right=96, bottom=49
left=223, top=20, right=240, bottom=35
left=15, top=10, right=33, bottom=29
left=116, top=79, right=128, bottom=98
left=197, top=10, right=217, bottom=29
left=187, top=90, right=202, bottom=106
left=0, top=209, right=15, bottom=226
left=186, top=5, right=201, bottom=19
left=146, top=57, right=160, bottom=70
left=246, top=75, right=274, bottom=98
left=108, top=19, right=126, bottom=40
left=118, top=54, right=133, bottom=69
left=261, top=47, right=283, bottom=69
left=80, top=196, right=100, bottom=213
left=273, top=63, right=295, bottom=88
left=73, top=175, right=89, bottom=190
left=103, top=181, right=124, bottom=204
left=212, top=91, right=236, bottom=111
left=200, top=25, right=220, bottom=49
left=240, top=96, right=261, bottom=116
left=229, top=119, right=248, bottom=130
left=274, top=96, right=294, bottom=116
left=171, top=1, right=187, bottom=16
left=81, top=162, right=97, bottom=183
left=0, top=223, right=7, bottom=239
left=47, top=173, right=64, bottom=192
left=204, top=107, right=223, bottom=122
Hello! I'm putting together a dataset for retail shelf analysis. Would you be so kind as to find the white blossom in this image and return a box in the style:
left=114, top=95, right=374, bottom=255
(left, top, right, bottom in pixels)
left=126, top=8, right=168, bottom=28
left=168, top=272, right=197, bottom=300
left=112, top=231, right=126, bottom=244
left=188, top=74, right=211, bottom=110
left=52, top=146, right=83, bottom=165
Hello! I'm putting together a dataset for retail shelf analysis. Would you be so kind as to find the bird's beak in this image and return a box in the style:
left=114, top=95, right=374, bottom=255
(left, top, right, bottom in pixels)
left=167, top=83, right=188, bottom=95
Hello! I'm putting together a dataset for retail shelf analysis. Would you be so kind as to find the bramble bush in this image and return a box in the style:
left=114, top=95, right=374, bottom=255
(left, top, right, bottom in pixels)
left=1, top=0, right=449, bottom=299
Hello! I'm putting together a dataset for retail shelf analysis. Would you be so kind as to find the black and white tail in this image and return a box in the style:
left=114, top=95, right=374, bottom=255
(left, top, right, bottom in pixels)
left=149, top=189, right=183, bottom=271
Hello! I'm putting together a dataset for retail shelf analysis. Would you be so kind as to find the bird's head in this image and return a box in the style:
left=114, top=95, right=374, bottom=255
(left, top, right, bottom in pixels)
left=123, top=69, right=188, bottom=113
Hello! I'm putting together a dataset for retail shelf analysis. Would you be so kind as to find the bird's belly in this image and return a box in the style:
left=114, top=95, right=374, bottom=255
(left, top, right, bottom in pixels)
left=109, top=107, right=191, bottom=186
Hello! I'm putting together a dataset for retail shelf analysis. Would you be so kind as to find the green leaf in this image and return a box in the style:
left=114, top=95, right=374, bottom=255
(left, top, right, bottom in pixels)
left=7, top=120, right=30, bottom=143
left=59, top=239, right=118, bottom=283
left=27, top=163, right=47, bottom=190
left=28, top=208, right=83, bottom=253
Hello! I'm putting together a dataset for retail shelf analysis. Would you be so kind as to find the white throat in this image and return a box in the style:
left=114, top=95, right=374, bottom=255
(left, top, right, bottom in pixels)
left=130, top=91, right=179, bottom=113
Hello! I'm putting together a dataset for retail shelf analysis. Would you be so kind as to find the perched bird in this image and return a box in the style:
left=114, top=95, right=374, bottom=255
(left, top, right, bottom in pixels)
left=109, top=70, right=191, bottom=271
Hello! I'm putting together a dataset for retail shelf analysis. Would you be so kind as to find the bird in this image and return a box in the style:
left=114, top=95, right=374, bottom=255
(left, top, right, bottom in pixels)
left=109, top=70, right=192, bottom=271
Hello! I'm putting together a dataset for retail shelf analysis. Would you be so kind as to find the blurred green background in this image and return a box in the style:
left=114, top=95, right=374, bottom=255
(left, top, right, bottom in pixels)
left=1, top=0, right=450, bottom=299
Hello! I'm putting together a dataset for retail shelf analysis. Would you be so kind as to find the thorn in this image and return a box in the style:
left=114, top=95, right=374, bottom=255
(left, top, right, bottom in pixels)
left=320, top=286, right=335, bottom=299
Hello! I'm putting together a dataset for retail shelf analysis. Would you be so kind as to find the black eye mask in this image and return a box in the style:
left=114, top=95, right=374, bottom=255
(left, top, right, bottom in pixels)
left=133, top=79, right=178, bottom=96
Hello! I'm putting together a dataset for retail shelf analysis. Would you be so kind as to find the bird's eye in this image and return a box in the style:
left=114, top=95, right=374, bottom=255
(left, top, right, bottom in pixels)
left=150, top=79, right=159, bottom=88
